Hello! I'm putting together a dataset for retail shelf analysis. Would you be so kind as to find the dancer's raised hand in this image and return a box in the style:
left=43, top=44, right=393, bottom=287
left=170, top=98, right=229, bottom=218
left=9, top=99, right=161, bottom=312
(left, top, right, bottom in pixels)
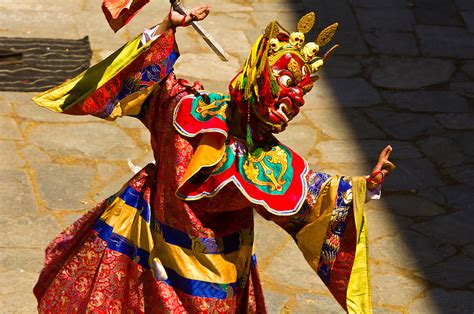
left=169, top=5, right=211, bottom=27
left=366, top=145, right=396, bottom=190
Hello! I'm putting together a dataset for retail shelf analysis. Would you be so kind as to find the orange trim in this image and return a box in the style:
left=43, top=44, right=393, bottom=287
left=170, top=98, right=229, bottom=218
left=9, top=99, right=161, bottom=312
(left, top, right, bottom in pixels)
left=177, top=133, right=226, bottom=193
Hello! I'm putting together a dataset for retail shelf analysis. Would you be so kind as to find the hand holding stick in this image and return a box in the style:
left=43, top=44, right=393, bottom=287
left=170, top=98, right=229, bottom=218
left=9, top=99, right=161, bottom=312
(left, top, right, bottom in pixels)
left=170, top=0, right=229, bottom=61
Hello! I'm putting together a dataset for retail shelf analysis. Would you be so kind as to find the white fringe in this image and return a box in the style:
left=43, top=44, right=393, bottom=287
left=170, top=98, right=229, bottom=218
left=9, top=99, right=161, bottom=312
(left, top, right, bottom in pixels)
left=127, top=158, right=142, bottom=174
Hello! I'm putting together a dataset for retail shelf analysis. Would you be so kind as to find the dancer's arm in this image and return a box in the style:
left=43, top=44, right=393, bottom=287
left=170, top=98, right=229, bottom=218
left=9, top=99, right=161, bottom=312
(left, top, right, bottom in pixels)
left=32, top=5, right=211, bottom=121
left=257, top=145, right=394, bottom=237
left=254, top=146, right=394, bottom=312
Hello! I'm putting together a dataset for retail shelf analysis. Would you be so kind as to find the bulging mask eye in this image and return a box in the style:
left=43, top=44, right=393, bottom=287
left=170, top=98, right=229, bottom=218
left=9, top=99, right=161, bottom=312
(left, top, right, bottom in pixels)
left=279, top=75, right=293, bottom=87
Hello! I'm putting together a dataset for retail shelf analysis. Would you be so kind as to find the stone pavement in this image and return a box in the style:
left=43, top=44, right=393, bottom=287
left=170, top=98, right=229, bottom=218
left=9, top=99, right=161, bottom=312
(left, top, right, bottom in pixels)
left=1, top=0, right=473, bottom=312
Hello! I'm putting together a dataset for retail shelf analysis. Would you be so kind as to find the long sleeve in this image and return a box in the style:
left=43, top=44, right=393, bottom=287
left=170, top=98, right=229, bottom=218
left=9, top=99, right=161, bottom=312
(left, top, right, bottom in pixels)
left=255, top=170, right=372, bottom=313
left=32, top=29, right=178, bottom=120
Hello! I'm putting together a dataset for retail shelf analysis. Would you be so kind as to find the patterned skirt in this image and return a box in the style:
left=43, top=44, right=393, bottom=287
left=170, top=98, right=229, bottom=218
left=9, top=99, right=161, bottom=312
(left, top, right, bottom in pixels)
left=33, top=165, right=266, bottom=313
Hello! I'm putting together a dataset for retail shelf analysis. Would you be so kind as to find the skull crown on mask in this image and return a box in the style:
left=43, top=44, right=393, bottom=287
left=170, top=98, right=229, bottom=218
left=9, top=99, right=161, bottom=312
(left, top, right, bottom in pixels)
left=228, top=12, right=339, bottom=143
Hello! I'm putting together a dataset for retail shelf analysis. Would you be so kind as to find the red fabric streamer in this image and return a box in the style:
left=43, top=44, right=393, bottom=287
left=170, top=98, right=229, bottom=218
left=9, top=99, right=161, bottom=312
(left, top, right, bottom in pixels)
left=102, top=0, right=151, bottom=32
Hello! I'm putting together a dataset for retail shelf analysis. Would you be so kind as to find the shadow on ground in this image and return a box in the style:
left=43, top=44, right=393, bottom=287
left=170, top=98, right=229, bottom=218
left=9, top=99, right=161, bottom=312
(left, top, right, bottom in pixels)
left=290, top=0, right=474, bottom=312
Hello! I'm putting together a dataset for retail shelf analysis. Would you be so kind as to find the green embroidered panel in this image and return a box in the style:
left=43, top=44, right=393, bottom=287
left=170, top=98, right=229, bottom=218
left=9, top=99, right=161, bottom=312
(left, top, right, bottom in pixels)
left=211, top=140, right=294, bottom=196
left=190, top=93, right=230, bottom=123
left=238, top=145, right=293, bottom=195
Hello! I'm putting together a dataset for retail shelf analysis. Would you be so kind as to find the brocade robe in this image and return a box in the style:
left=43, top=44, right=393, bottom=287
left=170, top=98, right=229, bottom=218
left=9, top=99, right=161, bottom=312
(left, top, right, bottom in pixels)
left=32, top=29, right=372, bottom=313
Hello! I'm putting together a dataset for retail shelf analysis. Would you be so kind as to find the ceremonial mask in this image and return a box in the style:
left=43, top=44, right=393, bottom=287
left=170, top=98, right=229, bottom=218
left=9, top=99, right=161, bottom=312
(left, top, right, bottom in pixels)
left=229, top=12, right=338, bottom=143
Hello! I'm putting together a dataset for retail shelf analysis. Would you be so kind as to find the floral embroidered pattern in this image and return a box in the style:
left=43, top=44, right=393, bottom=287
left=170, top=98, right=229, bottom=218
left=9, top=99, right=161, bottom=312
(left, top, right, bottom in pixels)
left=242, top=146, right=289, bottom=193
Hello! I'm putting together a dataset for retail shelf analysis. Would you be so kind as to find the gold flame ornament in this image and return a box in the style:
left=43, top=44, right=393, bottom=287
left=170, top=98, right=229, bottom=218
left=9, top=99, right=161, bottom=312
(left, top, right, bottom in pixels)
left=267, top=12, right=339, bottom=77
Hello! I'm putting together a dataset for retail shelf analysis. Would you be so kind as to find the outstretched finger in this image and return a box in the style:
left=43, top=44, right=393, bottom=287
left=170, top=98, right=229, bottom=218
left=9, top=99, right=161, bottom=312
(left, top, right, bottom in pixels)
left=379, top=145, right=392, bottom=161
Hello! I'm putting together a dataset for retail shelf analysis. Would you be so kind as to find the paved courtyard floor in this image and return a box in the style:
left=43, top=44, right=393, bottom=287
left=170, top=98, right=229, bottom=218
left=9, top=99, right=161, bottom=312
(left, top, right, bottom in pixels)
left=1, top=0, right=473, bottom=312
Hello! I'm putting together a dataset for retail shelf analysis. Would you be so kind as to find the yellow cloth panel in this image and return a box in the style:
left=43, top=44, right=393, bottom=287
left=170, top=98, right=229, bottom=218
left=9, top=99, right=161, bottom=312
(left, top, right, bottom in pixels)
left=177, top=132, right=226, bottom=191
left=295, top=176, right=340, bottom=271
left=99, top=196, right=252, bottom=284
left=151, top=238, right=252, bottom=284
left=99, top=197, right=154, bottom=251
left=346, top=177, right=372, bottom=314
left=107, top=84, right=158, bottom=120
left=32, top=34, right=149, bottom=112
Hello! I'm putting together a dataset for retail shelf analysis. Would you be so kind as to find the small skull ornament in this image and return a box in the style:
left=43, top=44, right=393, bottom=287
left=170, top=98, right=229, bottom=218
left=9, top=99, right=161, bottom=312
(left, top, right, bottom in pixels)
left=303, top=42, right=320, bottom=61
left=269, top=38, right=281, bottom=53
left=289, top=32, right=305, bottom=49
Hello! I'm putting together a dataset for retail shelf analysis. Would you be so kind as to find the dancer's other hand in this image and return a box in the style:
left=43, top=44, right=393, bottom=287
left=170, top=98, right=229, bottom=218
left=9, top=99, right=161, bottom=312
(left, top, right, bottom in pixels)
left=366, top=145, right=396, bottom=190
